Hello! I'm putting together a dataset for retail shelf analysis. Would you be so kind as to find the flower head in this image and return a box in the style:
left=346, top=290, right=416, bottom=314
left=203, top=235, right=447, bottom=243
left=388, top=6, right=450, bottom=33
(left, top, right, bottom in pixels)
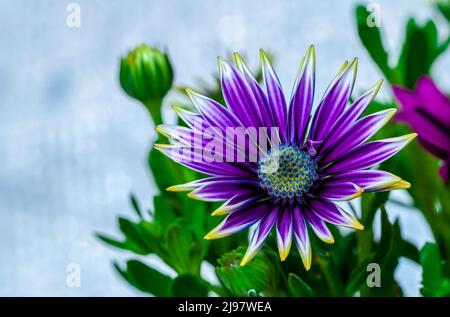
left=156, top=46, right=414, bottom=270
left=393, top=76, right=450, bottom=182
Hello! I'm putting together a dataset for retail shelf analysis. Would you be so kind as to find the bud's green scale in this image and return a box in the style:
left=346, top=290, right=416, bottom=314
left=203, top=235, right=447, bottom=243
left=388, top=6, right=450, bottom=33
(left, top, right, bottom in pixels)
left=120, top=44, right=173, bottom=105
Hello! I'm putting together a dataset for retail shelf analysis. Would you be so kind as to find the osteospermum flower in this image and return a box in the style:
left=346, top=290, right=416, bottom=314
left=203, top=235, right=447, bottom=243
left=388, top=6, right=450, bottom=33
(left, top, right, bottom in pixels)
left=393, top=76, right=450, bottom=183
left=155, top=46, right=415, bottom=270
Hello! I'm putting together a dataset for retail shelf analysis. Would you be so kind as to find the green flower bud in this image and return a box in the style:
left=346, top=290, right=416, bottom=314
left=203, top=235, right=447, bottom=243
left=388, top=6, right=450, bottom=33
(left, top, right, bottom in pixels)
left=119, top=44, right=173, bottom=107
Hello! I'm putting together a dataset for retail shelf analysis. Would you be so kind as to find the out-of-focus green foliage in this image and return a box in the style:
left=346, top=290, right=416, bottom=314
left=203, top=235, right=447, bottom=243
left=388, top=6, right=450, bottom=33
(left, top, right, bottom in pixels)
left=356, top=5, right=450, bottom=88
left=420, top=243, right=450, bottom=296
left=437, top=0, right=450, bottom=23
left=355, top=3, right=450, bottom=297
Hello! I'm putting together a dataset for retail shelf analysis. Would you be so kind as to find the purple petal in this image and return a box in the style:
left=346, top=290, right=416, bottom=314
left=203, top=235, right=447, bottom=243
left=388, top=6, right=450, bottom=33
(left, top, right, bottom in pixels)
left=327, top=170, right=410, bottom=192
left=156, top=124, right=197, bottom=145
left=154, top=144, right=255, bottom=177
left=205, top=201, right=271, bottom=240
left=306, top=197, right=363, bottom=229
left=292, top=205, right=312, bottom=270
left=218, top=58, right=265, bottom=128
left=309, top=59, right=357, bottom=142
left=210, top=195, right=264, bottom=216
left=316, top=181, right=364, bottom=201
left=276, top=205, right=293, bottom=261
left=288, top=45, right=315, bottom=145
left=316, top=80, right=383, bottom=156
left=322, top=134, right=416, bottom=174
left=302, top=205, right=334, bottom=243
left=188, top=179, right=260, bottom=202
left=319, top=108, right=397, bottom=164
left=241, top=204, right=279, bottom=265
left=173, top=105, right=205, bottom=128
left=188, top=89, right=242, bottom=129
left=261, top=49, right=288, bottom=143
left=233, top=53, right=275, bottom=129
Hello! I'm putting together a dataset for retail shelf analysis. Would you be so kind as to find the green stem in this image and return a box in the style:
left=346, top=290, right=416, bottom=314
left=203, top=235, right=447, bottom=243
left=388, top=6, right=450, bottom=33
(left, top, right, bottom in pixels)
left=347, top=201, right=357, bottom=217
left=319, top=254, right=344, bottom=296
left=144, top=99, right=163, bottom=127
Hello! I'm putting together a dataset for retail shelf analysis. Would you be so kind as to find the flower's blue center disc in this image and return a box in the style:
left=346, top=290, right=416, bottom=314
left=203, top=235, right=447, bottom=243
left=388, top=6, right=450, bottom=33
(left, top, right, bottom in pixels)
left=257, top=145, right=318, bottom=199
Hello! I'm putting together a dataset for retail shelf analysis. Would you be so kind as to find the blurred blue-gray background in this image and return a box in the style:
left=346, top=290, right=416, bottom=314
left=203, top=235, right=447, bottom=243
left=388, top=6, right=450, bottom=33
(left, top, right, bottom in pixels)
left=0, top=0, right=448, bottom=296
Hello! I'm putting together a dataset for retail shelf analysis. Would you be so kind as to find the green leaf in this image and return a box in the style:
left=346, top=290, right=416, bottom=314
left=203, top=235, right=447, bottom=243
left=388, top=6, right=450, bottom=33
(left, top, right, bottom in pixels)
left=288, top=273, right=313, bottom=297
left=357, top=191, right=389, bottom=264
left=395, top=19, right=449, bottom=88
left=215, top=247, right=274, bottom=296
left=96, top=234, right=130, bottom=251
left=437, top=0, right=450, bottom=23
left=148, top=147, right=196, bottom=194
left=355, top=5, right=449, bottom=88
left=171, top=274, right=208, bottom=297
left=369, top=207, right=403, bottom=296
left=361, top=191, right=389, bottom=226
left=165, top=223, right=200, bottom=274
left=399, top=239, right=420, bottom=263
left=345, top=257, right=375, bottom=296
left=118, top=217, right=151, bottom=254
left=152, top=194, right=178, bottom=227
left=129, top=193, right=143, bottom=218
left=355, top=5, right=393, bottom=81
left=136, top=220, right=166, bottom=257
left=420, top=242, right=443, bottom=296
left=97, top=218, right=152, bottom=255
left=115, top=260, right=172, bottom=296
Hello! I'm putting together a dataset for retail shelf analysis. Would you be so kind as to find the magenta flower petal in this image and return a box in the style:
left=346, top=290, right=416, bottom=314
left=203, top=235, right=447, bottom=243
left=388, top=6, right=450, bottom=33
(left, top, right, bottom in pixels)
left=393, top=76, right=450, bottom=182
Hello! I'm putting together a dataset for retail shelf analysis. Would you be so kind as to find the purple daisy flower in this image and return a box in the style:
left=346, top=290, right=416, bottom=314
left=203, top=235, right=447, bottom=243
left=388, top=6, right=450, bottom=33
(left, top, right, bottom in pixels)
left=155, top=46, right=415, bottom=270
left=392, top=76, right=450, bottom=183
